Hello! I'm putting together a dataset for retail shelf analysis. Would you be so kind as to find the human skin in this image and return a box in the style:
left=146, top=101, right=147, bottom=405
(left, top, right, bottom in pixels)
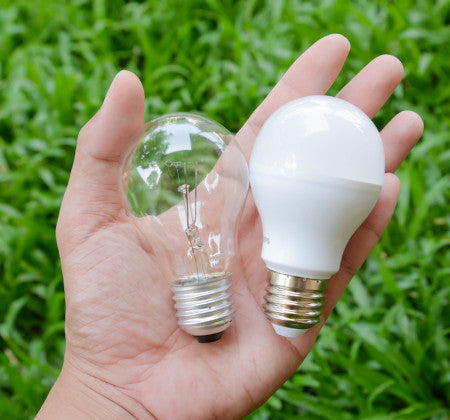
left=36, top=34, right=423, bottom=419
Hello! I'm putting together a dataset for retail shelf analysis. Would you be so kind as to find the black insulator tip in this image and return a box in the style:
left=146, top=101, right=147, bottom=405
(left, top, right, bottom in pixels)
left=195, top=332, right=224, bottom=343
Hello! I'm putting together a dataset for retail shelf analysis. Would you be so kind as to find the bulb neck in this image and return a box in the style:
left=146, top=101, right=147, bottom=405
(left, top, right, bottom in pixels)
left=264, top=270, right=328, bottom=334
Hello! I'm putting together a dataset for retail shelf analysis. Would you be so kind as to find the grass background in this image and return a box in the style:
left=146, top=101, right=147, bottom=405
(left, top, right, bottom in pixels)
left=0, top=0, right=448, bottom=418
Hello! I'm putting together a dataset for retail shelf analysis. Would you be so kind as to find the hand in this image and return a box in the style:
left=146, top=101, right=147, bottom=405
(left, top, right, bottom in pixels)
left=37, top=34, right=423, bottom=419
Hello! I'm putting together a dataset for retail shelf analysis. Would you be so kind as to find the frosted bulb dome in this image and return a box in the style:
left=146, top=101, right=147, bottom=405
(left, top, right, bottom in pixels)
left=250, top=95, right=384, bottom=185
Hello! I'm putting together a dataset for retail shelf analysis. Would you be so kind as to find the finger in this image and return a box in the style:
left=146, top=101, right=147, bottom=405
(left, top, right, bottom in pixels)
left=63, top=70, right=145, bottom=221
left=337, top=54, right=404, bottom=118
left=381, top=111, right=424, bottom=172
left=236, top=34, right=351, bottom=159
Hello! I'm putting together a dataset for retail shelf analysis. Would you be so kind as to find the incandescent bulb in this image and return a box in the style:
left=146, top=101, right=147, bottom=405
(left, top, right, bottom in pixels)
left=249, top=96, right=385, bottom=338
left=125, top=113, right=249, bottom=342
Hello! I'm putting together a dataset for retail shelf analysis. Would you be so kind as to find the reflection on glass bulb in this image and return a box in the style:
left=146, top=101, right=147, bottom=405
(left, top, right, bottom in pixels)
left=125, top=113, right=249, bottom=342
left=249, top=96, right=385, bottom=338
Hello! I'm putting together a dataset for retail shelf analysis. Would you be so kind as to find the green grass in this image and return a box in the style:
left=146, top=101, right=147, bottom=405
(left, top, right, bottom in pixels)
left=0, top=0, right=449, bottom=418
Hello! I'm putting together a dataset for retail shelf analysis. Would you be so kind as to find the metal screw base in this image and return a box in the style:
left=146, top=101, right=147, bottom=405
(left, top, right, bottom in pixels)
left=264, top=271, right=328, bottom=330
left=171, top=273, right=234, bottom=339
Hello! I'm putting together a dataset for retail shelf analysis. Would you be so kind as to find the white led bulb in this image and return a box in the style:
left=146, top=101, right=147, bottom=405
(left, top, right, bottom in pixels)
left=249, top=96, right=385, bottom=337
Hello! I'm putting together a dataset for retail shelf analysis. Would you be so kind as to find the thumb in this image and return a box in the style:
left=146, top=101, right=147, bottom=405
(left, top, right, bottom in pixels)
left=58, top=70, right=145, bottom=246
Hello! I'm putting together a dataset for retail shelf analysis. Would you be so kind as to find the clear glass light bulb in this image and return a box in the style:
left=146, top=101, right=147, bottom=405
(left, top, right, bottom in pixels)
left=249, top=96, right=385, bottom=338
left=125, top=113, right=249, bottom=343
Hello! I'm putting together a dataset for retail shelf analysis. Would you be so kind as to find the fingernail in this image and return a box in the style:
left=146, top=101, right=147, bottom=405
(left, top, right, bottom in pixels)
left=103, top=70, right=123, bottom=105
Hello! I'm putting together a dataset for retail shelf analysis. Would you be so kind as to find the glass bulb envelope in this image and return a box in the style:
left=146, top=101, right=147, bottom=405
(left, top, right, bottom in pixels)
left=125, top=113, right=249, bottom=342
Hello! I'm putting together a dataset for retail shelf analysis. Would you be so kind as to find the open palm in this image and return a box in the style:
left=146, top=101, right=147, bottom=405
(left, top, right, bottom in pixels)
left=37, top=35, right=423, bottom=419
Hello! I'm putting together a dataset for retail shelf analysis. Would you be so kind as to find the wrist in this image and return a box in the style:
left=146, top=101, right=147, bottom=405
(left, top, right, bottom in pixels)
left=36, top=360, right=153, bottom=419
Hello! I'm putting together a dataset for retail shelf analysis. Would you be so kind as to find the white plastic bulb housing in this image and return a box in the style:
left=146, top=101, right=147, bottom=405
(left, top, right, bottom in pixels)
left=125, top=113, right=249, bottom=342
left=249, top=95, right=384, bottom=337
